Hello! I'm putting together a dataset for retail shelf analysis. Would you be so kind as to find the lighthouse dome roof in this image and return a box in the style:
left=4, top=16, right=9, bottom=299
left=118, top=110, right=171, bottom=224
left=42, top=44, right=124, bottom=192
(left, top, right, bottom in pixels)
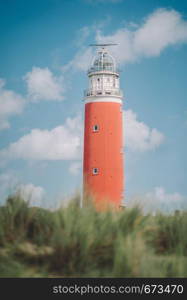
left=88, top=48, right=116, bottom=73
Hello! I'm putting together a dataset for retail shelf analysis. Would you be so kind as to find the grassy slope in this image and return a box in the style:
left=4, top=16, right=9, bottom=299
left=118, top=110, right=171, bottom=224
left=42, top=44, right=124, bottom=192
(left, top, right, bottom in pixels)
left=0, top=195, right=187, bottom=277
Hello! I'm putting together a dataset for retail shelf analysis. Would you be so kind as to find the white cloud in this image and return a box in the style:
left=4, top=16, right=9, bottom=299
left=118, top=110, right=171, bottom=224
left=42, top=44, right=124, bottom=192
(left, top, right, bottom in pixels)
left=62, top=17, right=111, bottom=73
left=0, top=67, right=65, bottom=132
left=69, top=161, right=82, bottom=175
left=17, top=183, right=45, bottom=206
left=96, top=28, right=135, bottom=64
left=71, top=8, right=187, bottom=70
left=0, top=108, right=164, bottom=166
left=128, top=187, right=187, bottom=213
left=124, top=109, right=164, bottom=151
left=0, top=115, right=83, bottom=163
left=134, top=8, right=187, bottom=57
left=62, top=47, right=94, bottom=73
left=24, top=67, right=64, bottom=101
left=145, top=187, right=187, bottom=213
left=75, top=26, right=91, bottom=47
left=0, top=171, right=45, bottom=206
left=0, top=78, right=25, bottom=130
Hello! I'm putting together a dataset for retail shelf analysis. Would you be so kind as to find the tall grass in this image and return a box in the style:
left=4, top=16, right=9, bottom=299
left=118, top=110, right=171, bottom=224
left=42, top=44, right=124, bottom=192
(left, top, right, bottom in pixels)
left=0, top=195, right=187, bottom=277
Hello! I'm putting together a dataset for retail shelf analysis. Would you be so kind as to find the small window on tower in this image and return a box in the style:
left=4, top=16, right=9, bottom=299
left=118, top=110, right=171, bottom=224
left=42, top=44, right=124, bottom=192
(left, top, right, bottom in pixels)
left=93, top=125, right=99, bottom=132
left=93, top=168, right=99, bottom=175
left=97, top=78, right=100, bottom=81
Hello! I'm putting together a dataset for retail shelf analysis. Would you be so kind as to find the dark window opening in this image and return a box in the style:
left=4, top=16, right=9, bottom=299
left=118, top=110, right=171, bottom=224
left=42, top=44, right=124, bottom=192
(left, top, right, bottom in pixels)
left=93, top=125, right=99, bottom=132
left=93, top=168, right=99, bottom=175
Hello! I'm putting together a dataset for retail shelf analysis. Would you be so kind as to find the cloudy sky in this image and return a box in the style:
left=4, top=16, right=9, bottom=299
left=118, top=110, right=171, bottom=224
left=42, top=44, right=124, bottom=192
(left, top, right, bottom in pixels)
left=0, top=0, right=187, bottom=211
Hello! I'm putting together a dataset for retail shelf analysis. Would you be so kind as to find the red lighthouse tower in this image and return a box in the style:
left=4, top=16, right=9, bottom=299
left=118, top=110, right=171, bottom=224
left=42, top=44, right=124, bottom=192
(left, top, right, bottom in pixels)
left=83, top=45, right=124, bottom=210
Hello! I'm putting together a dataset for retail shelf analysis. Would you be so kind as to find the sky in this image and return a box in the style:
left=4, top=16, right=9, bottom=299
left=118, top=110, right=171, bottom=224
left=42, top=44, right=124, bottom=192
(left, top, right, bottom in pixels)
left=0, top=0, right=187, bottom=212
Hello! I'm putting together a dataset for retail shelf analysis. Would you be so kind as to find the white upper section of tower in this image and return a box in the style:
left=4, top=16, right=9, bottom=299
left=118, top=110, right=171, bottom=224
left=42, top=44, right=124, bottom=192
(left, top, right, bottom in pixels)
left=84, top=46, right=123, bottom=100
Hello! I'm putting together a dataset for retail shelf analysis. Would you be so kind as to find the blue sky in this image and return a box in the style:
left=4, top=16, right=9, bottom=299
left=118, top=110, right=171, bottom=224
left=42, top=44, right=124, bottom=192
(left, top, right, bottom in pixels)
left=0, top=0, right=187, bottom=211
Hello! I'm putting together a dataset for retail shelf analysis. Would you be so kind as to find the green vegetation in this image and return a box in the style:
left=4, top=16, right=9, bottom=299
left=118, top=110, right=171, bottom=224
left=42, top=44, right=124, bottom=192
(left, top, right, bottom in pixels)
left=0, top=195, right=187, bottom=277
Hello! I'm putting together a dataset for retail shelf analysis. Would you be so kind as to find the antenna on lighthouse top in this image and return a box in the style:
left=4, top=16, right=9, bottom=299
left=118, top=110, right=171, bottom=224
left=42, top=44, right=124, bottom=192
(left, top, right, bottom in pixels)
left=89, top=43, right=118, bottom=47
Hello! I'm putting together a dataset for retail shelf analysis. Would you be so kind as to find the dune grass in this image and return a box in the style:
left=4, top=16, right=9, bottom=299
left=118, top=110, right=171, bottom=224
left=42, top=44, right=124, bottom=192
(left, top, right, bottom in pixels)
left=0, top=195, right=187, bottom=277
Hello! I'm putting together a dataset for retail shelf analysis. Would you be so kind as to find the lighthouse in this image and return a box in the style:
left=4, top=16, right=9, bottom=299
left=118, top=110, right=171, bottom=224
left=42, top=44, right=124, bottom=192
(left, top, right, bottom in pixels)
left=83, top=44, right=124, bottom=210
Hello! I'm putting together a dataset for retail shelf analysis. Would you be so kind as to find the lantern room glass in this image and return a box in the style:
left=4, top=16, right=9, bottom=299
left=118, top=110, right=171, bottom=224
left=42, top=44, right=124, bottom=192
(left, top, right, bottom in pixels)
left=88, top=49, right=116, bottom=73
